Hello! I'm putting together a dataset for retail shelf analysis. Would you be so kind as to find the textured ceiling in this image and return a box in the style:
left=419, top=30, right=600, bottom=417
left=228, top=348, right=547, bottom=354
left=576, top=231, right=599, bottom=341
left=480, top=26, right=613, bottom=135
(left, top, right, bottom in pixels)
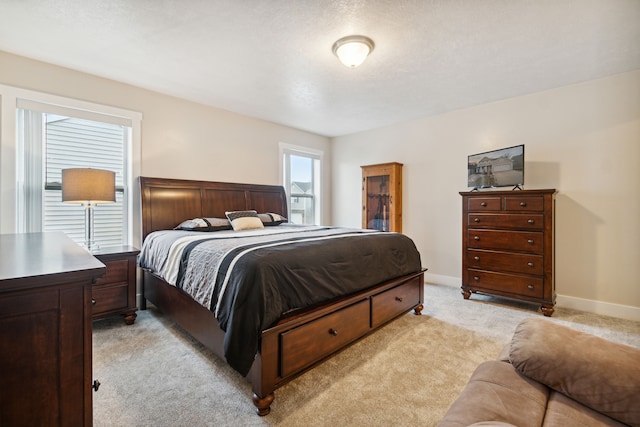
left=1, top=0, right=639, bottom=137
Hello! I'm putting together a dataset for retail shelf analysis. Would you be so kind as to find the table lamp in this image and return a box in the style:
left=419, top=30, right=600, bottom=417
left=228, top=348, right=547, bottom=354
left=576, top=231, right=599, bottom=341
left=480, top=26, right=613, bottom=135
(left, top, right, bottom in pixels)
left=62, top=168, right=115, bottom=252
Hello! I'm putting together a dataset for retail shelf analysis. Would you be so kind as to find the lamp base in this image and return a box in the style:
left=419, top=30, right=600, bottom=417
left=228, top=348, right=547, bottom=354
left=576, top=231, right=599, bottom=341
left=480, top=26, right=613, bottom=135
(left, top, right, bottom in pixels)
left=83, top=203, right=99, bottom=253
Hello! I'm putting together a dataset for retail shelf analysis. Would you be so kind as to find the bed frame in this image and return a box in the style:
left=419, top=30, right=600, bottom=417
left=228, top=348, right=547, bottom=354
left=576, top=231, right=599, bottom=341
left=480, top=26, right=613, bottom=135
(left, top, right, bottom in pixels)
left=139, top=176, right=425, bottom=415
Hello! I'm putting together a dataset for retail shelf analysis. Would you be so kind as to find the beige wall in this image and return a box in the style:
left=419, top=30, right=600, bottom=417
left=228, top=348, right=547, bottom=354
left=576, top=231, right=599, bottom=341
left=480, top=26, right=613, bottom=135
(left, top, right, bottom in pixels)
left=2, top=50, right=638, bottom=319
left=332, top=70, right=640, bottom=320
left=0, top=51, right=332, bottom=241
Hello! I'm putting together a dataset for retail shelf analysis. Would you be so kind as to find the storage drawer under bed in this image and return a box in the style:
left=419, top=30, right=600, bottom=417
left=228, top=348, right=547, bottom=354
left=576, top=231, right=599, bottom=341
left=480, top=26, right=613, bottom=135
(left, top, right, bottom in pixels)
left=279, top=299, right=370, bottom=378
left=371, top=277, right=421, bottom=328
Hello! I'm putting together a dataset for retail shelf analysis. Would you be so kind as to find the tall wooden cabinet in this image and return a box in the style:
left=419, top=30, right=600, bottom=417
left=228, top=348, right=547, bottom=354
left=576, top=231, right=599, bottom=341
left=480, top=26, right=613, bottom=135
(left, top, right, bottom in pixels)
left=460, top=189, right=556, bottom=316
left=361, top=162, right=403, bottom=232
left=0, top=232, right=105, bottom=426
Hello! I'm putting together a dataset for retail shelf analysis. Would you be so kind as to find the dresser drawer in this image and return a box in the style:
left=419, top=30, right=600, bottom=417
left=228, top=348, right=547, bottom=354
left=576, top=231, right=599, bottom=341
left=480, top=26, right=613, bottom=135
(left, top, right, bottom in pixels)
left=467, top=269, right=544, bottom=298
left=371, top=277, right=421, bottom=328
left=504, top=196, right=544, bottom=212
left=94, top=258, right=128, bottom=285
left=92, top=283, right=128, bottom=315
left=468, top=229, right=543, bottom=254
left=280, top=299, right=370, bottom=378
left=467, top=249, right=543, bottom=275
left=468, top=197, right=501, bottom=211
left=467, top=213, right=543, bottom=230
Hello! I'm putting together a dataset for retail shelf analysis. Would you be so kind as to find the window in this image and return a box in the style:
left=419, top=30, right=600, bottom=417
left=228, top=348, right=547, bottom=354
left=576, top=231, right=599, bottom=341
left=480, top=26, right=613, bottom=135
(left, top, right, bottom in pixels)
left=16, top=100, right=132, bottom=247
left=281, top=145, right=322, bottom=225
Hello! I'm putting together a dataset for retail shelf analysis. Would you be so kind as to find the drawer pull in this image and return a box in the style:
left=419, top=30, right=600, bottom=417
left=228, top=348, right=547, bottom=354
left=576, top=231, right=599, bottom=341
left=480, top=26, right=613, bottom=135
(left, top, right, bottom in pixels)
left=527, top=285, right=534, bottom=290
left=527, top=239, right=534, bottom=244
left=395, top=296, right=403, bottom=302
left=474, top=256, right=480, bottom=261
left=520, top=202, right=527, bottom=207
left=473, top=276, right=480, bottom=281
left=473, top=218, right=480, bottom=223
left=480, top=202, right=487, bottom=207
left=528, top=219, right=534, bottom=224
left=92, top=299, right=96, bottom=305
left=474, top=236, right=480, bottom=241
left=329, top=328, right=338, bottom=336
left=92, top=380, right=101, bottom=392
left=527, top=262, right=534, bottom=267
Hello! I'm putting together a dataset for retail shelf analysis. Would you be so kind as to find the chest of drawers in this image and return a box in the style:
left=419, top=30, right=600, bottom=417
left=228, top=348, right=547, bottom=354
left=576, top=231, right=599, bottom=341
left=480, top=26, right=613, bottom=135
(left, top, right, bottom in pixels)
left=460, top=189, right=556, bottom=316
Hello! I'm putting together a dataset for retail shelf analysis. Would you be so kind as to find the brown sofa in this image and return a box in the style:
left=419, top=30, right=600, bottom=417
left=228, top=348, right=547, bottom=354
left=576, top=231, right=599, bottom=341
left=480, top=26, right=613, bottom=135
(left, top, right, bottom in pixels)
left=438, top=318, right=640, bottom=427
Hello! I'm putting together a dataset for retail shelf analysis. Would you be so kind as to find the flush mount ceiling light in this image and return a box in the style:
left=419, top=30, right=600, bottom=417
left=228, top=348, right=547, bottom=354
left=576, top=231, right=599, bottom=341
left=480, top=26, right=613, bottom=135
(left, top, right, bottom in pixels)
left=332, top=35, right=375, bottom=68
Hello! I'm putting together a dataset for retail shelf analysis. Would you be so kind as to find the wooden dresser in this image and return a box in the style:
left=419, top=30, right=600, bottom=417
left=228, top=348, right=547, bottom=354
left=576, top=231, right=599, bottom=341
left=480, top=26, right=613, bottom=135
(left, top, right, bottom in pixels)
left=0, top=232, right=105, bottom=426
left=460, top=189, right=556, bottom=316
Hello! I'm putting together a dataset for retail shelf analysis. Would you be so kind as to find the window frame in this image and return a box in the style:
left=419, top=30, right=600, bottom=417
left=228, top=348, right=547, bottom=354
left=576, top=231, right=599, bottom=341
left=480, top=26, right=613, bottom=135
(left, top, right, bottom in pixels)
left=279, top=143, right=323, bottom=225
left=0, top=85, right=142, bottom=246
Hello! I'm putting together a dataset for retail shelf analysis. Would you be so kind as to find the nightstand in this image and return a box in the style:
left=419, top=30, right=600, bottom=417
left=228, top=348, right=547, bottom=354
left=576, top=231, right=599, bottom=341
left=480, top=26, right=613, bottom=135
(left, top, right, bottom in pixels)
left=92, top=246, right=140, bottom=325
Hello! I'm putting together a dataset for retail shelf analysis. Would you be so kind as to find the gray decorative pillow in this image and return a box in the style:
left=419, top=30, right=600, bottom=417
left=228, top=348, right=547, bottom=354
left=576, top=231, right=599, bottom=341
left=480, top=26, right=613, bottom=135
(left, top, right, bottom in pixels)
left=225, top=210, right=264, bottom=231
left=174, top=217, right=232, bottom=232
left=258, top=213, right=287, bottom=226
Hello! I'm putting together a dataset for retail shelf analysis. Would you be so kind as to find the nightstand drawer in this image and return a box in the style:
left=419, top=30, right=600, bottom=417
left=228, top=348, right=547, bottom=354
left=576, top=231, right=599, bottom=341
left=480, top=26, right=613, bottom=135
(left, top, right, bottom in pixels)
left=93, top=283, right=128, bottom=315
left=94, top=259, right=128, bottom=285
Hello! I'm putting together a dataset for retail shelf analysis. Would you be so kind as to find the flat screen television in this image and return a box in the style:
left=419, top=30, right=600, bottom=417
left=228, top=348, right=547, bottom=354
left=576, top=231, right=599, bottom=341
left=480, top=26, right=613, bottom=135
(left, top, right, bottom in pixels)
left=467, top=144, right=524, bottom=189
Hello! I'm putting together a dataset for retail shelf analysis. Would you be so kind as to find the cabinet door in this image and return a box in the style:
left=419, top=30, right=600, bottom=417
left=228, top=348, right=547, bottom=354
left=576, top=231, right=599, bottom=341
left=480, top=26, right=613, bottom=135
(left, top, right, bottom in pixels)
left=364, top=174, right=392, bottom=231
left=0, top=284, right=90, bottom=426
left=361, top=163, right=402, bottom=232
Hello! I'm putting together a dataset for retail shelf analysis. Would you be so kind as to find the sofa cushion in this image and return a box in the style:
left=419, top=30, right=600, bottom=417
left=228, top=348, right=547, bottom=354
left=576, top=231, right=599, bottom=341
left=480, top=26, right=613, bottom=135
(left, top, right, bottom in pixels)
left=510, top=318, right=640, bottom=426
left=437, top=360, right=549, bottom=427
left=543, top=391, right=628, bottom=427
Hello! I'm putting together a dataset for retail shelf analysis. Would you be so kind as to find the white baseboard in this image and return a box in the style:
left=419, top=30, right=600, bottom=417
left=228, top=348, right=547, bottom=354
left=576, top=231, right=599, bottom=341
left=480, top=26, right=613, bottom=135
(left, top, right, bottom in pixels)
left=556, top=294, right=640, bottom=322
left=424, top=273, right=460, bottom=288
left=424, top=273, right=640, bottom=322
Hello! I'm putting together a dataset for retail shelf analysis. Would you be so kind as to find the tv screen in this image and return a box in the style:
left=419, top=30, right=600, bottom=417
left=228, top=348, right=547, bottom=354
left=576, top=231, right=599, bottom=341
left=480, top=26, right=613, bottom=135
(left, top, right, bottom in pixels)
left=468, top=144, right=524, bottom=189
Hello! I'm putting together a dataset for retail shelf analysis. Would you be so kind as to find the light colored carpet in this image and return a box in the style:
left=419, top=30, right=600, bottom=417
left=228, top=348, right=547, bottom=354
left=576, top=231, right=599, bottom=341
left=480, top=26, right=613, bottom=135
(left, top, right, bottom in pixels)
left=93, top=284, right=640, bottom=426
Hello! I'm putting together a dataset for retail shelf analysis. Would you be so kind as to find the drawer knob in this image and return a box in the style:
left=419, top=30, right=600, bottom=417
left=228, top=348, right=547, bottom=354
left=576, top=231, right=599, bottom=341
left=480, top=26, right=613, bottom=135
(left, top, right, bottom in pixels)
left=528, top=219, right=534, bottom=224
left=527, top=262, right=534, bottom=267
left=527, top=239, right=534, bottom=244
left=329, top=329, right=338, bottom=336
left=527, top=285, right=534, bottom=290
left=520, top=202, right=527, bottom=207
left=474, top=256, right=480, bottom=261
left=92, top=299, right=96, bottom=306
left=473, top=218, right=480, bottom=223
left=474, top=236, right=480, bottom=241
left=92, top=380, right=101, bottom=392
left=480, top=202, right=487, bottom=207
left=473, top=276, right=480, bottom=281
left=395, top=296, right=403, bottom=302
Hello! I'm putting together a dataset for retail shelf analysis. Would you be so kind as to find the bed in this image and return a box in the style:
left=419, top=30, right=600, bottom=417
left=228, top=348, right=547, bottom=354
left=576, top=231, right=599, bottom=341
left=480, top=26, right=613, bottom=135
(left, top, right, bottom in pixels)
left=138, top=176, right=425, bottom=415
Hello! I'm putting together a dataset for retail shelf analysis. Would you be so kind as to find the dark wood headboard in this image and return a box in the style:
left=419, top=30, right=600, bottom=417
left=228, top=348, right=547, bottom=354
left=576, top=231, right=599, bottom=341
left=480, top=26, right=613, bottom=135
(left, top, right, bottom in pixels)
left=139, top=177, right=288, bottom=240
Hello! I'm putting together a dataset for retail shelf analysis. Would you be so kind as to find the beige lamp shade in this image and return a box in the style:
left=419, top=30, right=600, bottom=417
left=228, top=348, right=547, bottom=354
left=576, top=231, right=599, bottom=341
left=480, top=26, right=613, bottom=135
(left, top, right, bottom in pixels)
left=62, top=168, right=116, bottom=204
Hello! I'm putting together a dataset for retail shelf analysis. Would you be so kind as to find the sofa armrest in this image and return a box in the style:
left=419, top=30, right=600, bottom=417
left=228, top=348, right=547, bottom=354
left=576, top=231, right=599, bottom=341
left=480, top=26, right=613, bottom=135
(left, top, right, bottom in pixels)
left=509, top=318, right=640, bottom=426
